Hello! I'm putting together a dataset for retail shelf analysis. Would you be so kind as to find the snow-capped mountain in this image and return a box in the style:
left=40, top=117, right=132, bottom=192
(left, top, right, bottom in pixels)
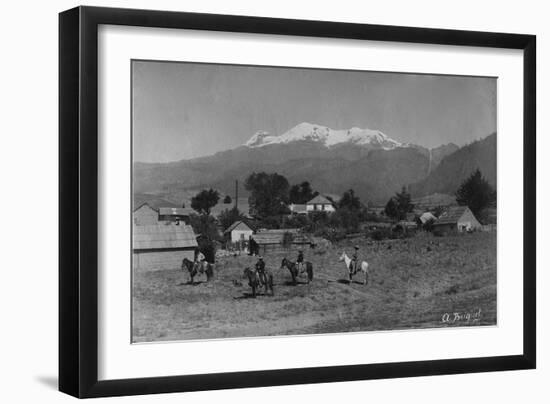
left=245, top=122, right=403, bottom=150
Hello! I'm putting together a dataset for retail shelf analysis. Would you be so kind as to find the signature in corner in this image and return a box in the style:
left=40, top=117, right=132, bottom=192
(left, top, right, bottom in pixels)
left=441, top=309, right=482, bottom=324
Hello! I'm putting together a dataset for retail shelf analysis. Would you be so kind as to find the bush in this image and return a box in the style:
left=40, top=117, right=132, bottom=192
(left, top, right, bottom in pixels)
left=433, top=227, right=446, bottom=237
left=371, top=228, right=392, bottom=241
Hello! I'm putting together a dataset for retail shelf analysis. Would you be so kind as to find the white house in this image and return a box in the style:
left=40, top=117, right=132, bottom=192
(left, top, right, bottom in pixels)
left=306, top=195, right=335, bottom=213
left=224, top=220, right=254, bottom=243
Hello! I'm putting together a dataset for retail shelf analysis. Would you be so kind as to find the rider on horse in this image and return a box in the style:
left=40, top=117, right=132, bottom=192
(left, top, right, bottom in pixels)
left=296, top=249, right=305, bottom=274
left=194, top=248, right=206, bottom=272
left=350, top=245, right=359, bottom=275
left=255, top=256, right=267, bottom=285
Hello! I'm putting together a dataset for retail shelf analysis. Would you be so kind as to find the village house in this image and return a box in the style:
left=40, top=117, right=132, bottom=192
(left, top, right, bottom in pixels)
left=132, top=223, right=198, bottom=271
left=133, top=203, right=159, bottom=226
left=433, top=206, right=482, bottom=232
left=289, top=203, right=308, bottom=215
left=224, top=220, right=254, bottom=243
left=306, top=195, right=335, bottom=213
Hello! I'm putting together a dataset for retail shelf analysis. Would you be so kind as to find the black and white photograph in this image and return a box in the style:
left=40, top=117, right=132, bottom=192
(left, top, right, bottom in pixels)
left=131, top=60, right=497, bottom=343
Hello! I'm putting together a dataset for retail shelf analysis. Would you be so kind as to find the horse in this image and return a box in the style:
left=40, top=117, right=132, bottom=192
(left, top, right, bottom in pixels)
left=280, top=257, right=313, bottom=285
left=243, top=267, right=274, bottom=297
left=181, top=258, right=214, bottom=284
left=338, top=251, right=369, bottom=285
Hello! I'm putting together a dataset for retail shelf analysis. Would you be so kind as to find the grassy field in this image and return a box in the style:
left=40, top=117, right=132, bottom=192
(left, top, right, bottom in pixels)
left=132, top=231, right=496, bottom=342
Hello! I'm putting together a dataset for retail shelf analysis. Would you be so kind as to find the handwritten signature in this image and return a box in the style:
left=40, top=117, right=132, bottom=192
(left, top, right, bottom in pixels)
left=441, top=309, right=482, bottom=324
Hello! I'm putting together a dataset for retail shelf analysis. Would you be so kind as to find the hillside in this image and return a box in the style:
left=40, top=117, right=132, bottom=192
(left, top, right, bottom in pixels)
left=133, top=123, right=495, bottom=207
left=410, top=133, right=496, bottom=198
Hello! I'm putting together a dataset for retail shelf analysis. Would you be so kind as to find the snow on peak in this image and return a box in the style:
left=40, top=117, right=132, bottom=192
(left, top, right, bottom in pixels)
left=244, top=123, right=402, bottom=150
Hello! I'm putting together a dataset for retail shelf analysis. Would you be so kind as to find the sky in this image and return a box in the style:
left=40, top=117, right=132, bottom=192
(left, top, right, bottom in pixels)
left=132, top=60, right=496, bottom=163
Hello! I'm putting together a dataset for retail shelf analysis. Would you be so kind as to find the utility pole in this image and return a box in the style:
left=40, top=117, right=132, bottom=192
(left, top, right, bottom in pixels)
left=235, top=180, right=238, bottom=211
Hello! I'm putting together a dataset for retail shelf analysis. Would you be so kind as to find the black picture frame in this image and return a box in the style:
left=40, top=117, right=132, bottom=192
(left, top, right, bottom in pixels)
left=59, top=6, right=536, bottom=398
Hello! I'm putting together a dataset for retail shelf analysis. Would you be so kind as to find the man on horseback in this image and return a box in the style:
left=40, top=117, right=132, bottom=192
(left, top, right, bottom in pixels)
left=194, top=248, right=206, bottom=273
left=350, top=245, right=359, bottom=275
left=255, top=256, right=267, bottom=286
left=296, top=249, right=305, bottom=274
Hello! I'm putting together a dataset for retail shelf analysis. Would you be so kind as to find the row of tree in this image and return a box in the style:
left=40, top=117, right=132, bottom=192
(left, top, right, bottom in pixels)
left=383, top=168, right=496, bottom=222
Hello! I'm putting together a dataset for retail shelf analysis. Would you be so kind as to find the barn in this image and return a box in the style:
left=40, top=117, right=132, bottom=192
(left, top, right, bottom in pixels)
left=224, top=220, right=254, bottom=243
left=133, top=203, right=159, bottom=226
left=306, top=195, right=335, bottom=213
left=133, top=224, right=198, bottom=272
left=433, top=206, right=482, bottom=232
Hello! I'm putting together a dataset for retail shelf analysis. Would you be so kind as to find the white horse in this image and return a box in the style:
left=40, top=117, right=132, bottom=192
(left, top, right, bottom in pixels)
left=338, top=251, right=369, bottom=285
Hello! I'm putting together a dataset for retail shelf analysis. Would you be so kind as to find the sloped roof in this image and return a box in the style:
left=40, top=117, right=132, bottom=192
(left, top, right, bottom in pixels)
left=158, top=207, right=194, bottom=216
left=435, top=206, right=472, bottom=225
left=224, top=220, right=253, bottom=234
left=251, top=229, right=310, bottom=245
left=133, top=202, right=158, bottom=213
left=133, top=224, right=198, bottom=250
left=251, top=233, right=284, bottom=245
left=307, top=195, right=333, bottom=205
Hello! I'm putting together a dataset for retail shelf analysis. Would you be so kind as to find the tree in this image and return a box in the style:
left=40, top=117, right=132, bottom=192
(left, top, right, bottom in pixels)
left=218, top=207, right=245, bottom=231
left=289, top=181, right=318, bottom=204
left=455, top=169, right=496, bottom=216
left=245, top=172, right=290, bottom=218
left=223, top=195, right=232, bottom=204
left=188, top=213, right=222, bottom=262
left=338, top=189, right=361, bottom=211
left=384, top=186, right=414, bottom=220
left=384, top=197, right=399, bottom=220
left=191, top=189, right=220, bottom=215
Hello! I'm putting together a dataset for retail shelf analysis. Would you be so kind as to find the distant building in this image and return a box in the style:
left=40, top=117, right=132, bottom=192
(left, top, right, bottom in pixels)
left=133, top=203, right=159, bottom=226
left=132, top=224, right=198, bottom=271
left=158, top=207, right=193, bottom=224
left=306, top=195, right=335, bottom=213
left=251, top=228, right=311, bottom=254
left=433, top=206, right=482, bottom=232
left=289, top=203, right=308, bottom=215
left=224, top=220, right=254, bottom=243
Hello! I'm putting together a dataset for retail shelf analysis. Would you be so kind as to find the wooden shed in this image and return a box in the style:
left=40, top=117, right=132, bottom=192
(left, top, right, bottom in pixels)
left=133, top=224, right=198, bottom=271
left=433, top=206, right=482, bottom=232
left=133, top=203, right=159, bottom=226
left=251, top=229, right=312, bottom=254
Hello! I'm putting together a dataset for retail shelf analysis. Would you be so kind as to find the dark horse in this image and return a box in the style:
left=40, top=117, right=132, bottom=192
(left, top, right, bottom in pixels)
left=280, top=257, right=313, bottom=285
left=243, top=267, right=274, bottom=297
left=181, top=258, right=214, bottom=284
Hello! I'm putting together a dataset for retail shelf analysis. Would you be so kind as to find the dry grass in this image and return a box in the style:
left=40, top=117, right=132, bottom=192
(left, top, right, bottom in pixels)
left=132, top=231, right=496, bottom=342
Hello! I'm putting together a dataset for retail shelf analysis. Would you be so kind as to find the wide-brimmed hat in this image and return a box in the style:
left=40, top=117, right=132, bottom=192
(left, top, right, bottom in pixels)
left=354, top=245, right=359, bottom=249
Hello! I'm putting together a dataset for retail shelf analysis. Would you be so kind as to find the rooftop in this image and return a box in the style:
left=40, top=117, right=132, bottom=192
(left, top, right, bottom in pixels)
left=133, top=224, right=198, bottom=250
